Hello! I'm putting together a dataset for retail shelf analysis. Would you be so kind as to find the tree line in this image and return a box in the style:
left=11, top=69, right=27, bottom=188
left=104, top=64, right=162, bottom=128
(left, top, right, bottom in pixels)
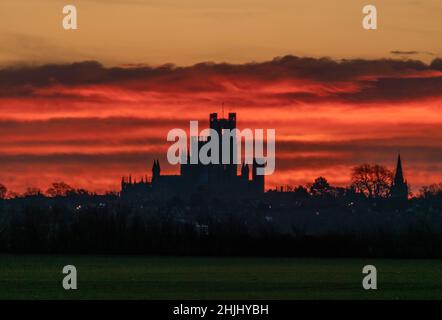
left=0, top=163, right=439, bottom=199
left=1, top=163, right=442, bottom=257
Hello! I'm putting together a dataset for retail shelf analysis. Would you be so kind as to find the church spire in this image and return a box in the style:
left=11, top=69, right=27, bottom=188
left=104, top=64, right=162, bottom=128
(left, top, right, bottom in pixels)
left=391, top=153, right=408, bottom=201
left=394, top=154, right=404, bottom=185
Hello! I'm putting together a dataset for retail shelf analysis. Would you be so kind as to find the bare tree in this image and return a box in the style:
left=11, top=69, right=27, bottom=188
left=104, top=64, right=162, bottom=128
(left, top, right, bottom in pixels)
left=24, top=187, right=43, bottom=197
left=420, top=183, right=442, bottom=198
left=0, top=184, right=7, bottom=199
left=351, top=164, right=393, bottom=198
left=46, top=181, right=74, bottom=197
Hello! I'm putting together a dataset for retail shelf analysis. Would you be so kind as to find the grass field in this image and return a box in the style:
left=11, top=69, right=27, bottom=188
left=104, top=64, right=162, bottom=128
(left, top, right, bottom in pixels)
left=0, top=255, right=441, bottom=299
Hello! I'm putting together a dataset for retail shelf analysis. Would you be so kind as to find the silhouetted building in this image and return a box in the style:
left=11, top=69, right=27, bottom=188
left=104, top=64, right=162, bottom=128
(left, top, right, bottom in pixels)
left=390, top=154, right=409, bottom=201
left=121, top=113, right=265, bottom=199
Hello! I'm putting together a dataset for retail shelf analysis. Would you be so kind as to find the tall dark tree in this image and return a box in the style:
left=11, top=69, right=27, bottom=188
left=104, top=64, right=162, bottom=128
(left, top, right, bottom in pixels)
left=351, top=164, right=393, bottom=198
left=309, top=177, right=332, bottom=197
left=46, top=182, right=74, bottom=197
left=0, top=184, right=7, bottom=199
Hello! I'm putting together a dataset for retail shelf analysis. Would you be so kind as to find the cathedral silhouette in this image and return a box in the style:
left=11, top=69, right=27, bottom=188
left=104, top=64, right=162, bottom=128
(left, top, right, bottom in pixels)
left=120, top=113, right=409, bottom=201
left=121, top=112, right=265, bottom=199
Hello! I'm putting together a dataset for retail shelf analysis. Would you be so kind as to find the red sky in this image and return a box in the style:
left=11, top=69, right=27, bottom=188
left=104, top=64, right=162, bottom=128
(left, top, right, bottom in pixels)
left=1, top=57, right=441, bottom=195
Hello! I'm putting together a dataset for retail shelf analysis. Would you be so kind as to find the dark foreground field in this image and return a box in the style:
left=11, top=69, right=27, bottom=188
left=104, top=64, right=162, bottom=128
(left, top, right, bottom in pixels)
left=0, top=255, right=441, bottom=299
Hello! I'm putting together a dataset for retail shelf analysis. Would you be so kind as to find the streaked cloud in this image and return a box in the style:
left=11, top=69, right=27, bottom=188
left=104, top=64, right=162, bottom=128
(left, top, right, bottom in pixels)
left=0, top=56, right=441, bottom=193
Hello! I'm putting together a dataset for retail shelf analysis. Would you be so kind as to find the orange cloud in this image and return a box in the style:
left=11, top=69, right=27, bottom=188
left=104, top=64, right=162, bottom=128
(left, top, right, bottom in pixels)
left=0, top=56, right=441, bottom=194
